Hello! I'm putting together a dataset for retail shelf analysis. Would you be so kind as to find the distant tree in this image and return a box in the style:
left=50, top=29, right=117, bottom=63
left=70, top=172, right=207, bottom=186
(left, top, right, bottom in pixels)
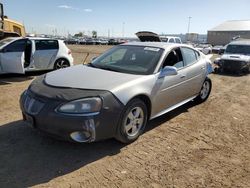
left=92, top=31, right=97, bottom=38
left=74, top=32, right=83, bottom=37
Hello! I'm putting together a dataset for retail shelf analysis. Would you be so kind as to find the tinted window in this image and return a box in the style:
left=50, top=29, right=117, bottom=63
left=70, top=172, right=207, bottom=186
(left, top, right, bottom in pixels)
left=181, top=47, right=197, bottom=66
left=163, top=48, right=184, bottom=69
left=175, top=38, right=181, bottom=43
left=35, top=40, right=59, bottom=50
left=4, top=39, right=26, bottom=52
left=161, top=38, right=168, bottom=42
left=169, top=38, right=175, bottom=43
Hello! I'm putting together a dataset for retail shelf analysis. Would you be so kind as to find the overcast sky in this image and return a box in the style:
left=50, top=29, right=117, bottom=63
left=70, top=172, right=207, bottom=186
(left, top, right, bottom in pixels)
left=2, top=0, right=250, bottom=37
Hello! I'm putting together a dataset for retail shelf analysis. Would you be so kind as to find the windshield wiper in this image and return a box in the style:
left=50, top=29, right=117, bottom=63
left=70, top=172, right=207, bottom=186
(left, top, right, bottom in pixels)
left=87, top=63, right=98, bottom=68
left=98, top=66, right=121, bottom=73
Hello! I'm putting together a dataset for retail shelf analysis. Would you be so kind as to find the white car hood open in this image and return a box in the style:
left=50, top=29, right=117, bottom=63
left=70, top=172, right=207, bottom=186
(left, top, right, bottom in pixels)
left=221, top=54, right=250, bottom=62
left=45, top=65, right=143, bottom=91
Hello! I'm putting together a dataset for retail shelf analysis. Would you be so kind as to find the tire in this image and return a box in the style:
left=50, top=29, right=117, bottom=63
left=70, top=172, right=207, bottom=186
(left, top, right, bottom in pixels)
left=54, top=59, right=70, bottom=70
left=195, top=77, right=212, bottom=103
left=116, top=98, right=148, bottom=144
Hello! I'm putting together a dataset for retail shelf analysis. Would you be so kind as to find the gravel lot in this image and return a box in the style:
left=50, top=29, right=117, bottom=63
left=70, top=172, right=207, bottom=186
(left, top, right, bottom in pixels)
left=0, top=45, right=249, bottom=188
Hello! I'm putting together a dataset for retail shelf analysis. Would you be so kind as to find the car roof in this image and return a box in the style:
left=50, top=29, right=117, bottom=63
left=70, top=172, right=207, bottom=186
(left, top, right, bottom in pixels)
left=7, top=37, right=62, bottom=41
left=120, top=42, right=190, bottom=50
left=229, top=40, right=250, bottom=46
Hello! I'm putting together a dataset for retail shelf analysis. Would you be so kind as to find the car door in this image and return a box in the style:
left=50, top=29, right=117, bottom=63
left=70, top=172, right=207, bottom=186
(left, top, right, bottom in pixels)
left=0, top=39, right=26, bottom=74
left=33, top=40, right=59, bottom=69
left=180, top=47, right=205, bottom=97
left=151, top=48, right=188, bottom=117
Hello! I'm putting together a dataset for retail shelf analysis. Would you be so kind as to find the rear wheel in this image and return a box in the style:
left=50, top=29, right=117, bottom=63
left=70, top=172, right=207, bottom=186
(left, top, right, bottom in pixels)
left=195, top=77, right=212, bottom=103
left=116, top=99, right=148, bottom=144
left=54, top=59, right=70, bottom=70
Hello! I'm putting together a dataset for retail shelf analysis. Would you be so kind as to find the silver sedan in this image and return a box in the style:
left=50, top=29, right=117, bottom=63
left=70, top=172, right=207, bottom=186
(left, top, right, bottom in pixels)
left=20, top=42, right=212, bottom=143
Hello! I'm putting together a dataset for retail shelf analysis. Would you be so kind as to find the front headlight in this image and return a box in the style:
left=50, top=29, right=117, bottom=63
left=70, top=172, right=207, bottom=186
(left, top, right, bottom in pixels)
left=57, top=97, right=102, bottom=115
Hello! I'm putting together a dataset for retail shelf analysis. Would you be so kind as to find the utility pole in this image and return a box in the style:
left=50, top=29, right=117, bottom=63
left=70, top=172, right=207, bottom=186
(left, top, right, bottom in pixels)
left=187, top=16, right=192, bottom=42
left=122, top=22, right=125, bottom=38
left=187, top=16, right=192, bottom=34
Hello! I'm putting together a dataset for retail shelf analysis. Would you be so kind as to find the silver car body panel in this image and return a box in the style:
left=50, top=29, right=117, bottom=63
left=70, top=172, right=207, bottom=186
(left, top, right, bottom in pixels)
left=45, top=42, right=209, bottom=119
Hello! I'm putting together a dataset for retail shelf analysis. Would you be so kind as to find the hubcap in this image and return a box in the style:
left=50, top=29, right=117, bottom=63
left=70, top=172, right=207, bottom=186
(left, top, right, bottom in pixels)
left=55, top=60, right=69, bottom=69
left=124, top=107, right=144, bottom=137
left=200, top=81, right=210, bottom=99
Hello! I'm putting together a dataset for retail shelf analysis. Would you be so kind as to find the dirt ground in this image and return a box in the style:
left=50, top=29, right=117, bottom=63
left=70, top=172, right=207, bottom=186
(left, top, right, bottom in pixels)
left=0, top=45, right=249, bottom=188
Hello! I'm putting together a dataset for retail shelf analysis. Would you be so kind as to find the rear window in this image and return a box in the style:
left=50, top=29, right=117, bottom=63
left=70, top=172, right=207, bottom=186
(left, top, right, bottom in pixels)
left=35, top=40, right=59, bottom=50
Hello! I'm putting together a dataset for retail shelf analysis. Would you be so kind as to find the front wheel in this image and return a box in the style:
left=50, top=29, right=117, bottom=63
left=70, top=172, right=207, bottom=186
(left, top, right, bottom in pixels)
left=54, top=59, right=70, bottom=70
left=195, top=77, right=212, bottom=103
left=116, top=99, right=148, bottom=144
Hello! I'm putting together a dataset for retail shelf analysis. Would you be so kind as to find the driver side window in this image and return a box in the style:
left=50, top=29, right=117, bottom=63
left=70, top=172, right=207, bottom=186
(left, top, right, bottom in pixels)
left=162, top=48, right=184, bottom=69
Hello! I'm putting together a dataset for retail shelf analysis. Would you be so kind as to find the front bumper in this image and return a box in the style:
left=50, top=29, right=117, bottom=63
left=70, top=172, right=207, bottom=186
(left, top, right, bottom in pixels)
left=218, top=60, right=250, bottom=73
left=20, top=87, right=124, bottom=143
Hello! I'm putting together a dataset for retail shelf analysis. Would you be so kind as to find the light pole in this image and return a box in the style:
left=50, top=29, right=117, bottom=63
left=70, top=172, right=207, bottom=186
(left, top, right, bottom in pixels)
left=122, top=22, right=125, bottom=38
left=186, top=16, right=192, bottom=42
left=187, top=16, right=192, bottom=34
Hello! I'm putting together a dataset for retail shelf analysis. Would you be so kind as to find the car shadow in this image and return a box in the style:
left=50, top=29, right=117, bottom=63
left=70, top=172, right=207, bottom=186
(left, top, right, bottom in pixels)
left=0, top=101, right=196, bottom=187
left=0, top=71, right=49, bottom=85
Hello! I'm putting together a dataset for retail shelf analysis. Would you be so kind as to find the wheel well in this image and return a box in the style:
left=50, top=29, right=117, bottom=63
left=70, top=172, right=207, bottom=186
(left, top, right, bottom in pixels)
left=54, top=58, right=70, bottom=68
left=132, top=95, right=152, bottom=120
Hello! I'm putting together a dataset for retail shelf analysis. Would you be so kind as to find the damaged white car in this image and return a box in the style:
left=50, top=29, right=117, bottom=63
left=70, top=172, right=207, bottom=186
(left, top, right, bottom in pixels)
left=0, top=37, right=73, bottom=74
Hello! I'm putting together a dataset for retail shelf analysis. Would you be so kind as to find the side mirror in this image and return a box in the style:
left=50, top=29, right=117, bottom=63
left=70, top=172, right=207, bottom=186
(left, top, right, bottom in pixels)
left=159, top=66, right=178, bottom=78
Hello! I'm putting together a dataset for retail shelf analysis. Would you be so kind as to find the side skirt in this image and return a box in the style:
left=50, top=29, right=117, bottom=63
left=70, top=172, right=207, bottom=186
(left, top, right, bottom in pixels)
left=150, top=95, right=197, bottom=120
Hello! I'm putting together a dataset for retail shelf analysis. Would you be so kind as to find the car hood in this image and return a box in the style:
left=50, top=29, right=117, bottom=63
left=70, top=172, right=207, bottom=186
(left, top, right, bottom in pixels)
left=135, top=31, right=161, bottom=42
left=45, top=65, right=144, bottom=92
left=221, top=54, right=250, bottom=62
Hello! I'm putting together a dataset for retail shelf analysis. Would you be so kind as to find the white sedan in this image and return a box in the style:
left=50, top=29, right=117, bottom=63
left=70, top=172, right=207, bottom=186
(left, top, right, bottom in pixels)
left=0, top=37, right=73, bottom=74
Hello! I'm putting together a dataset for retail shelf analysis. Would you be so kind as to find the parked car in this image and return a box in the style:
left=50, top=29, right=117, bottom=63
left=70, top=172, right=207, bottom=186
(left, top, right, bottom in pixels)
left=159, top=36, right=182, bottom=44
left=108, top=38, right=119, bottom=45
left=195, top=43, right=212, bottom=55
left=64, top=38, right=79, bottom=45
left=85, top=38, right=95, bottom=45
left=78, top=38, right=86, bottom=45
left=212, top=45, right=224, bottom=54
left=135, top=31, right=182, bottom=43
left=99, top=38, right=109, bottom=45
left=20, top=42, right=212, bottom=143
left=0, top=37, right=73, bottom=74
left=214, top=40, right=250, bottom=74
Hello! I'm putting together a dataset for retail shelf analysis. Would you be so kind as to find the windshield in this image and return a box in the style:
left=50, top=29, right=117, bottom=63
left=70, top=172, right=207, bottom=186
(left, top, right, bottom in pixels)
left=91, top=45, right=164, bottom=75
left=0, top=38, right=16, bottom=48
left=225, top=44, right=250, bottom=55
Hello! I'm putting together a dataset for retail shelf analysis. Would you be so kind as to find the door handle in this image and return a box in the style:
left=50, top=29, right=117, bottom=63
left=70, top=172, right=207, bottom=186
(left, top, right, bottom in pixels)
left=201, top=66, right=205, bottom=70
left=180, top=74, right=186, bottom=78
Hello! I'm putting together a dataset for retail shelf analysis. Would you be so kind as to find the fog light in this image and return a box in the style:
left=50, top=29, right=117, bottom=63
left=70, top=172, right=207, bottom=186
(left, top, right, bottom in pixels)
left=70, top=119, right=96, bottom=143
left=70, top=131, right=91, bottom=143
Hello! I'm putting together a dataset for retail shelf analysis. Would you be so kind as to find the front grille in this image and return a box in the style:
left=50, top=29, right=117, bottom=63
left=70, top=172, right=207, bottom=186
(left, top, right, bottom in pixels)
left=222, top=60, right=242, bottom=71
left=24, top=94, right=44, bottom=115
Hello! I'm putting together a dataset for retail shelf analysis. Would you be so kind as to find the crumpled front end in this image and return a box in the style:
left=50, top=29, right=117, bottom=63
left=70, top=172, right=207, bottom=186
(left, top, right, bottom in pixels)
left=20, top=75, right=124, bottom=142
